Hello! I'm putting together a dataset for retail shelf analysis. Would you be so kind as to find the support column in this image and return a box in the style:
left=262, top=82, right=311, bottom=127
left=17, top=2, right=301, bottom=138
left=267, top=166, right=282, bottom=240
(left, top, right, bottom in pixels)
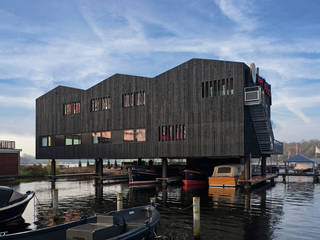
left=162, top=158, right=168, bottom=188
left=261, top=156, right=266, bottom=176
left=162, top=158, right=168, bottom=179
left=51, top=159, right=56, bottom=179
left=95, top=158, right=103, bottom=177
left=243, top=156, right=251, bottom=181
left=137, top=158, right=142, bottom=166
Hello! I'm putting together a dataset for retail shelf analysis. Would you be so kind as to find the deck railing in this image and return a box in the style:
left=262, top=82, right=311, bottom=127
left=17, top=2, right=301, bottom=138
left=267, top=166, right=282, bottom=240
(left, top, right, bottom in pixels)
left=0, top=140, right=15, bottom=149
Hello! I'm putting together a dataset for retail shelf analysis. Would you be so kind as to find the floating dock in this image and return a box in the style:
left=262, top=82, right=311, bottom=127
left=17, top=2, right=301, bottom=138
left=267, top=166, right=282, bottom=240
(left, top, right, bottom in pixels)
left=238, top=174, right=277, bottom=188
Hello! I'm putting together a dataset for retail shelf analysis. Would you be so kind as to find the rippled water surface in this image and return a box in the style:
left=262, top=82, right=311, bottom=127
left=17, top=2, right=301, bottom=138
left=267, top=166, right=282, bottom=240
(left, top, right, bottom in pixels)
left=2, top=177, right=320, bottom=240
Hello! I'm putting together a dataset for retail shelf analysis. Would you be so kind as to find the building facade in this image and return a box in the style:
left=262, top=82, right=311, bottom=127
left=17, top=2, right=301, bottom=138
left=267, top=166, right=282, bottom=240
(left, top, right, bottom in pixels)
left=36, top=59, right=281, bottom=160
left=0, top=141, right=21, bottom=176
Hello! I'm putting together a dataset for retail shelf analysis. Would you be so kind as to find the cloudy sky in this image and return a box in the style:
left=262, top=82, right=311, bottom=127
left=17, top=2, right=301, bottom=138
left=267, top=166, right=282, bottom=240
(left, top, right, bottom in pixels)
left=1, top=0, right=320, bottom=156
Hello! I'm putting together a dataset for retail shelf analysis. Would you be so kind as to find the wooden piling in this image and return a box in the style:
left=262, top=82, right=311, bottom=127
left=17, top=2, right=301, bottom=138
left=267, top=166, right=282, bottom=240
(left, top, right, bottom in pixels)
left=117, top=193, right=123, bottom=211
left=193, top=197, right=200, bottom=239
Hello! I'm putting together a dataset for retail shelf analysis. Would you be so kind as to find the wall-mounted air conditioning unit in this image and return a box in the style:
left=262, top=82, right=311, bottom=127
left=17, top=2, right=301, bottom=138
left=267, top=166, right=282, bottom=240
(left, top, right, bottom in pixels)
left=244, top=86, right=262, bottom=105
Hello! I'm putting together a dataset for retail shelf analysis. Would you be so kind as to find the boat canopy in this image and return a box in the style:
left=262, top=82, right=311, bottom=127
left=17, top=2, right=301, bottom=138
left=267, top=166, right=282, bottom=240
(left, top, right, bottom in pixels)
left=212, top=164, right=244, bottom=177
left=0, top=186, right=24, bottom=208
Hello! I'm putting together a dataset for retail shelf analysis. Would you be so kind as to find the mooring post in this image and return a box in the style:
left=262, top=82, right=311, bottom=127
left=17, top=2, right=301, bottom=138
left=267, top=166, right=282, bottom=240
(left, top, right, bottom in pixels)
left=193, top=197, right=200, bottom=239
left=51, top=159, right=56, bottom=179
left=313, top=175, right=319, bottom=184
left=162, top=157, right=168, bottom=187
left=282, top=175, right=286, bottom=183
left=261, top=156, right=266, bottom=176
left=95, top=158, right=103, bottom=177
left=117, top=193, right=123, bottom=211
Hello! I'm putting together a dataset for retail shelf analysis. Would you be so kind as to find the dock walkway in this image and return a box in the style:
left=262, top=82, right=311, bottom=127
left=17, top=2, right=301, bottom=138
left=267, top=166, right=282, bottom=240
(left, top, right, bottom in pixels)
left=238, top=174, right=277, bottom=188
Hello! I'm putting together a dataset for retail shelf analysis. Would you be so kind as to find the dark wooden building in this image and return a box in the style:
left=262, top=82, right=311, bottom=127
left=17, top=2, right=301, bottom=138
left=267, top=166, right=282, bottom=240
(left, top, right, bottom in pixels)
left=36, top=59, right=282, bottom=164
left=0, top=141, right=21, bottom=176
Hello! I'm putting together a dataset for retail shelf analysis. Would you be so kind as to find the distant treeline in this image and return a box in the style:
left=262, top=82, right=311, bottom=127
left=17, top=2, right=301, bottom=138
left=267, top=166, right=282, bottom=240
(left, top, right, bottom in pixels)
left=271, top=139, right=320, bottom=162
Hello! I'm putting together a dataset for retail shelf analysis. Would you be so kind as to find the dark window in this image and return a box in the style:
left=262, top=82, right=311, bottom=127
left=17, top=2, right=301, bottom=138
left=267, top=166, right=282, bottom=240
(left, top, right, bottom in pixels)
left=226, top=79, right=229, bottom=95
left=214, top=81, right=217, bottom=96
left=209, top=81, right=213, bottom=97
left=201, top=82, right=204, bottom=98
left=221, top=79, right=226, bottom=96
left=64, top=103, right=72, bottom=115
left=217, top=167, right=231, bottom=173
left=230, top=78, right=234, bottom=95
left=217, top=80, right=221, bottom=96
left=160, top=124, right=186, bottom=141
left=205, top=81, right=209, bottom=98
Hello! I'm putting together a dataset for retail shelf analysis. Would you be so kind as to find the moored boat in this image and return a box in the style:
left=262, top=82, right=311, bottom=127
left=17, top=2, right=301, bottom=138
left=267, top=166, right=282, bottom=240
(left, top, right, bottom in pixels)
left=182, top=169, right=208, bottom=186
left=209, top=164, right=244, bottom=188
left=128, top=168, right=161, bottom=186
left=0, top=186, right=35, bottom=224
left=0, top=205, right=160, bottom=240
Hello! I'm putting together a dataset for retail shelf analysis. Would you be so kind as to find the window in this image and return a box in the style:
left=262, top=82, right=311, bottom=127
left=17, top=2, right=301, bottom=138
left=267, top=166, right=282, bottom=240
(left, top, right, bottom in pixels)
left=64, top=102, right=80, bottom=115
left=73, top=102, right=80, bottom=114
left=209, top=81, right=213, bottom=97
left=64, top=103, right=72, bottom=115
left=124, top=129, right=134, bottom=141
left=41, top=137, right=48, bottom=147
left=214, top=81, right=217, bottom=96
left=91, top=98, right=101, bottom=112
left=102, top=97, right=111, bottom=110
left=201, top=82, right=204, bottom=98
left=65, top=136, right=73, bottom=146
left=73, top=134, right=81, bottom=145
left=217, top=80, right=221, bottom=96
left=205, top=81, right=209, bottom=97
left=123, top=91, right=145, bottom=107
left=136, top=129, right=146, bottom=142
left=135, top=91, right=145, bottom=106
left=226, top=79, right=229, bottom=95
left=230, top=78, right=234, bottom=95
left=101, top=131, right=111, bottom=143
left=221, top=79, right=226, bottom=96
left=92, top=132, right=99, bottom=144
left=160, top=124, right=186, bottom=141
left=218, top=167, right=231, bottom=174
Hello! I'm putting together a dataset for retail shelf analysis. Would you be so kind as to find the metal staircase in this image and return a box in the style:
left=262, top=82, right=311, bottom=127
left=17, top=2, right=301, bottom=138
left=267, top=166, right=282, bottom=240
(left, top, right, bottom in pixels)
left=245, top=86, right=274, bottom=155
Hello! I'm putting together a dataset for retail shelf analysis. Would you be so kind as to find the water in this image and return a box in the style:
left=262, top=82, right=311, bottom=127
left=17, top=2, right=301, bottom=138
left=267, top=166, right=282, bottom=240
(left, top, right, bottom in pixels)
left=1, top=177, right=320, bottom=239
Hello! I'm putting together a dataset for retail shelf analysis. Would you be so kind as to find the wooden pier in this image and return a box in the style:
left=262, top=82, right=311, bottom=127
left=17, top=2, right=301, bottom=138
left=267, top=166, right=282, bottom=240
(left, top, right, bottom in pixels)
left=279, top=172, right=320, bottom=183
left=238, top=174, right=277, bottom=189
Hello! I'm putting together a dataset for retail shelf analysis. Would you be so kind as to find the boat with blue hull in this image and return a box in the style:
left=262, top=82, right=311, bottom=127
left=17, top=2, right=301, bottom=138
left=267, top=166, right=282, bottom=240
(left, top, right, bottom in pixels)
left=0, top=187, right=35, bottom=224
left=0, top=205, right=160, bottom=240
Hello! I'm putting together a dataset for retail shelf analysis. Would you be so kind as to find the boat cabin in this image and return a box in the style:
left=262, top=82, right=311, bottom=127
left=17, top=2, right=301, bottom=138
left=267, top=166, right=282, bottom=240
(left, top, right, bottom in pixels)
left=209, top=164, right=244, bottom=188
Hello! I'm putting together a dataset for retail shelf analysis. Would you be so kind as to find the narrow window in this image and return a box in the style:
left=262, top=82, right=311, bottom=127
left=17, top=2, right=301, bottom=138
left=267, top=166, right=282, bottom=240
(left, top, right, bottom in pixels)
left=162, top=126, right=166, bottom=141
left=41, top=137, right=48, bottom=147
left=222, top=79, right=226, bottom=96
left=201, top=82, right=204, bottom=98
left=124, top=129, right=134, bottom=141
left=205, top=81, right=209, bottom=98
left=214, top=81, right=217, bottom=96
left=102, top=97, right=111, bottom=110
left=129, top=93, right=134, bottom=107
left=183, top=125, right=187, bottom=140
left=218, top=80, right=221, bottom=96
left=92, top=132, right=98, bottom=144
left=91, top=99, right=95, bottom=112
left=209, top=81, right=213, bottom=97
left=230, top=78, right=234, bottom=95
left=159, top=127, right=161, bottom=141
left=226, top=79, right=229, bottom=95
left=136, top=129, right=146, bottom=142
left=169, top=126, right=173, bottom=141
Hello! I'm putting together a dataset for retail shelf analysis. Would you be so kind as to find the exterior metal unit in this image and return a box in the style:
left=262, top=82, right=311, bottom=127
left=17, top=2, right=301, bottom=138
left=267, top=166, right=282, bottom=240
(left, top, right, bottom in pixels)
left=36, top=58, right=272, bottom=160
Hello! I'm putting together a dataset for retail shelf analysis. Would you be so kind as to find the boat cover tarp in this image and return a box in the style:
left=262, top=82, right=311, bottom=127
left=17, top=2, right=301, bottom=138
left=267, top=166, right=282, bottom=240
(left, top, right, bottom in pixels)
left=285, top=154, right=314, bottom=163
left=0, top=186, right=13, bottom=208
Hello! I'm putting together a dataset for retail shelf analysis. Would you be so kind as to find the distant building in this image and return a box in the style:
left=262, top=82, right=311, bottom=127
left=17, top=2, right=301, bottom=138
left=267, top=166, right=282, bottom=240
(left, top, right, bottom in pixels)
left=0, top=140, right=21, bottom=176
left=36, top=59, right=282, bottom=164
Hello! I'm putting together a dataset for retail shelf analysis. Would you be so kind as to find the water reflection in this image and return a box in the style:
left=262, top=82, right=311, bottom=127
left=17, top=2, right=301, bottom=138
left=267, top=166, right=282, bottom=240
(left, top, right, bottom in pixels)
left=2, top=179, right=320, bottom=239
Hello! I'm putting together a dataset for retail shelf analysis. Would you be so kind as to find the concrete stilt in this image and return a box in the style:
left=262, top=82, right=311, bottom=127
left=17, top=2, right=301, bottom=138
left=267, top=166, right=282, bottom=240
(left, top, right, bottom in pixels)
left=51, top=159, right=56, bottom=179
left=243, top=156, right=251, bottom=190
left=261, top=156, right=266, bottom=176
left=138, top=158, right=142, bottom=166
left=282, top=175, right=286, bottom=183
left=95, top=158, right=103, bottom=177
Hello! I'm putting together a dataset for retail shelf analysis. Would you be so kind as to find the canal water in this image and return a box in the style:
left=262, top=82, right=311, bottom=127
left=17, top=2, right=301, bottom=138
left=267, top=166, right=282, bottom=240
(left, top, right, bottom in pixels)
left=1, top=177, right=320, bottom=239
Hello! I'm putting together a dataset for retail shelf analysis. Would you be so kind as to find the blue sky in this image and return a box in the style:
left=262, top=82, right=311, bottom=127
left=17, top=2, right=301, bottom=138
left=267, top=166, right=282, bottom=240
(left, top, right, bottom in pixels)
left=1, top=0, right=320, bottom=156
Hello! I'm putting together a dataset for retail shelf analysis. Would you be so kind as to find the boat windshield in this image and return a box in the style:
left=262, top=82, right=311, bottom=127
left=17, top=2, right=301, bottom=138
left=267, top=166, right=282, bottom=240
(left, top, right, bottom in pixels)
left=0, top=187, right=13, bottom=207
left=217, top=167, right=231, bottom=174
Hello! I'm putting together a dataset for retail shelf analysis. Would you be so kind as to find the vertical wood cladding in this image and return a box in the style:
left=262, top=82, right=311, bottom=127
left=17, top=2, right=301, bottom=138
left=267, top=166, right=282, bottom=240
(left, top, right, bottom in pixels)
left=0, top=153, right=19, bottom=175
left=36, top=59, right=249, bottom=159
